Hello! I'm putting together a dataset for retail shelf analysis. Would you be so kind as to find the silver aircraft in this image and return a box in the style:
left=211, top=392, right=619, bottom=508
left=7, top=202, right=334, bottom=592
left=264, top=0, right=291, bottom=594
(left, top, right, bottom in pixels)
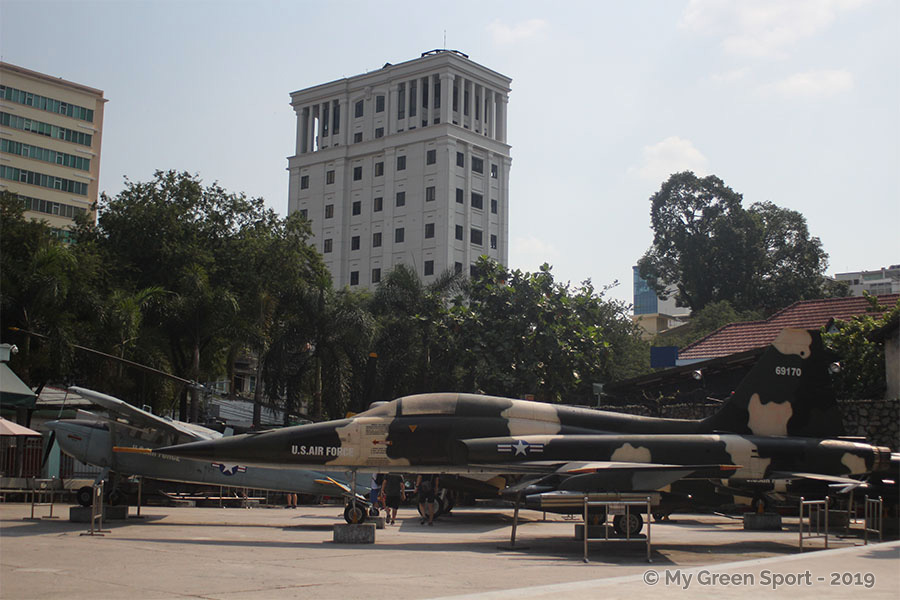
left=47, top=387, right=369, bottom=520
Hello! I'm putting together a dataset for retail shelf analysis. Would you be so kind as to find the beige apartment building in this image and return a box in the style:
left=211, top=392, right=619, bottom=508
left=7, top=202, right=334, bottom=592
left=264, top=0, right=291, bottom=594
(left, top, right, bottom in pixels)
left=0, top=62, right=106, bottom=238
left=287, top=50, right=512, bottom=289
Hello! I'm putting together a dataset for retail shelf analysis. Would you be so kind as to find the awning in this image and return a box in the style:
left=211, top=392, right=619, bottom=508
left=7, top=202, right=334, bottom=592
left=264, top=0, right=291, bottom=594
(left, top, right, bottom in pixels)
left=0, top=416, right=40, bottom=436
left=0, top=362, right=37, bottom=409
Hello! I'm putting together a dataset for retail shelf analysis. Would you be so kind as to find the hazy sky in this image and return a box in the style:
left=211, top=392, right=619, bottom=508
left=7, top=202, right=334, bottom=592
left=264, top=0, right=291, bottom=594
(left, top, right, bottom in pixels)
left=2, top=0, right=897, bottom=306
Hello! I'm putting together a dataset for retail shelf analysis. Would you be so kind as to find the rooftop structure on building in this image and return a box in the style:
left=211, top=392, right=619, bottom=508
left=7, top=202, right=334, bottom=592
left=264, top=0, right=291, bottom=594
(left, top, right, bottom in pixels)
left=0, top=62, right=106, bottom=239
left=834, top=265, right=900, bottom=296
left=631, top=266, right=691, bottom=339
left=287, top=50, right=511, bottom=289
left=677, top=293, right=900, bottom=364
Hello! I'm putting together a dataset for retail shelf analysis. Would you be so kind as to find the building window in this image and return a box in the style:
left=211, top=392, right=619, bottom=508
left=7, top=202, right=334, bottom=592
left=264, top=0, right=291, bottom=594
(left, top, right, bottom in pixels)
left=373, top=196, right=383, bottom=212
left=375, top=161, right=384, bottom=177
left=355, top=100, right=364, bottom=118
left=424, top=260, right=434, bottom=276
left=491, top=163, right=498, bottom=178
left=425, top=223, right=435, bottom=238
left=426, top=149, right=436, bottom=165
left=353, top=132, right=363, bottom=143
left=396, top=191, right=405, bottom=207
left=372, top=268, right=381, bottom=284
left=397, top=155, right=406, bottom=171
left=325, top=204, right=334, bottom=218
left=456, top=188, right=464, bottom=204
left=471, top=228, right=483, bottom=246
left=395, top=227, right=405, bottom=243
left=454, top=262, right=463, bottom=274
left=472, top=157, right=484, bottom=174
left=353, top=166, right=362, bottom=181
left=324, top=238, right=333, bottom=253
left=471, top=192, right=483, bottom=210
left=351, top=236, right=360, bottom=251
left=326, top=170, right=335, bottom=184
left=455, top=225, right=463, bottom=240
left=398, top=83, right=406, bottom=119
left=491, top=199, right=498, bottom=214
left=299, top=209, right=308, bottom=219
left=300, top=175, right=309, bottom=189
left=426, top=186, right=436, bottom=202
left=350, top=271, right=359, bottom=286
left=352, top=200, right=361, bottom=215
left=372, top=231, right=382, bottom=247
left=456, top=152, right=464, bottom=167
left=376, top=95, right=385, bottom=113
left=490, top=234, right=497, bottom=250
left=375, top=127, right=384, bottom=138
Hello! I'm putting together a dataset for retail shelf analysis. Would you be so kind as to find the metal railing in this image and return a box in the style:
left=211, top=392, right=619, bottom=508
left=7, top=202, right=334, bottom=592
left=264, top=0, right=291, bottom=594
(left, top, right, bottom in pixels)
left=799, top=496, right=829, bottom=551
left=80, top=481, right=109, bottom=536
left=582, top=496, right=652, bottom=563
left=863, top=496, right=883, bottom=545
left=25, top=478, right=58, bottom=520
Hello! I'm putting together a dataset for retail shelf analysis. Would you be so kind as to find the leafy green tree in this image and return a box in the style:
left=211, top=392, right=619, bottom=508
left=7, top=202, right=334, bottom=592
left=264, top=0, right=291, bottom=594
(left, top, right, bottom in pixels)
left=824, top=295, right=900, bottom=399
left=0, top=192, right=101, bottom=387
left=93, top=171, right=293, bottom=420
left=638, top=171, right=833, bottom=314
left=448, top=259, right=649, bottom=403
left=369, top=264, right=464, bottom=400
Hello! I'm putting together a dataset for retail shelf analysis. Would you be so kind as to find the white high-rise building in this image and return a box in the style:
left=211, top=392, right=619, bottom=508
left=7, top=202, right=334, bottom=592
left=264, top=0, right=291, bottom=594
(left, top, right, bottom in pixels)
left=287, top=50, right=511, bottom=289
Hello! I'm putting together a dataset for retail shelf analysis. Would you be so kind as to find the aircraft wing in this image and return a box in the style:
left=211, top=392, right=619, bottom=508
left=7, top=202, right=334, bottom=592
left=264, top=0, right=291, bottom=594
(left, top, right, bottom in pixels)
left=503, top=461, right=737, bottom=495
left=70, top=386, right=221, bottom=443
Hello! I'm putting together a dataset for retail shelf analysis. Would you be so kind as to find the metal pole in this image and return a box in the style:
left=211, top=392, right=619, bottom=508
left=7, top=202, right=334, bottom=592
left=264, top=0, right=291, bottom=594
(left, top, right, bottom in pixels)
left=583, top=495, right=588, bottom=563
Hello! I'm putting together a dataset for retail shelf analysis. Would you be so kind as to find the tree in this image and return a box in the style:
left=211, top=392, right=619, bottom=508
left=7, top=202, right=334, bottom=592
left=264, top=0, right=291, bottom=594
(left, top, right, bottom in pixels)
left=638, top=171, right=833, bottom=314
left=447, top=259, right=649, bottom=403
left=93, top=171, right=296, bottom=420
left=824, top=295, right=900, bottom=399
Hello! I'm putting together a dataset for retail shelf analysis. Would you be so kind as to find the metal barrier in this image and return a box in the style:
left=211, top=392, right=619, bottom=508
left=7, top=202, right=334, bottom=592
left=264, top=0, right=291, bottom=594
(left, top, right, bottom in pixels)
left=25, top=478, right=58, bottom=520
left=799, top=496, right=829, bottom=551
left=582, top=496, right=652, bottom=563
left=863, top=496, right=883, bottom=545
left=80, top=481, right=109, bottom=536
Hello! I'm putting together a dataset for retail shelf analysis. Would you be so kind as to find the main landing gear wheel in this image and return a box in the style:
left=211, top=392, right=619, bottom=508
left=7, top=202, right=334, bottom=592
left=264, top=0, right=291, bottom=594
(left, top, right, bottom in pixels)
left=612, top=513, right=643, bottom=536
left=416, top=497, right=444, bottom=520
left=76, top=486, right=93, bottom=507
left=343, top=502, right=367, bottom=524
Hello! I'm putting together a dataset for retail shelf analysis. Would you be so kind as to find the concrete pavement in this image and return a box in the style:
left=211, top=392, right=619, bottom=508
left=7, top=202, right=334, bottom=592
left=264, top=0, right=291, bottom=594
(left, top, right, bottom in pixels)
left=1, top=503, right=896, bottom=599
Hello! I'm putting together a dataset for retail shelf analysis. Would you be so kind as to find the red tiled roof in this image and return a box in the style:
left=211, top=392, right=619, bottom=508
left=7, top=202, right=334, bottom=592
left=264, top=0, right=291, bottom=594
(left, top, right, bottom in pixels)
left=678, top=294, right=900, bottom=361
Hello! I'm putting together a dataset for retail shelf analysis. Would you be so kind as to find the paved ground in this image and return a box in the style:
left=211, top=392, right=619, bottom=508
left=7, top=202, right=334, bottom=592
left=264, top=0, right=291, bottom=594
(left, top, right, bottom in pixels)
left=1, top=503, right=897, bottom=599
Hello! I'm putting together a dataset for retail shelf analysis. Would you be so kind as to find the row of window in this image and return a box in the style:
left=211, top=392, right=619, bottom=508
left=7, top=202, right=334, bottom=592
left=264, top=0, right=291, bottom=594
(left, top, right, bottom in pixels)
left=1, top=85, right=95, bottom=122
left=1, top=111, right=93, bottom=147
left=299, top=154, right=498, bottom=189
left=17, top=192, right=87, bottom=219
left=315, top=187, right=495, bottom=219
left=0, top=164, right=89, bottom=195
left=1, top=138, right=91, bottom=171
left=350, top=261, right=479, bottom=287
left=324, top=226, right=496, bottom=254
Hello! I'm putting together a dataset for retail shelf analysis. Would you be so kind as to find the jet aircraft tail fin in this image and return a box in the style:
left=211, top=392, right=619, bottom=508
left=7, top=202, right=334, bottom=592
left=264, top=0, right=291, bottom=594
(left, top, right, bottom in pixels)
left=700, top=328, right=846, bottom=438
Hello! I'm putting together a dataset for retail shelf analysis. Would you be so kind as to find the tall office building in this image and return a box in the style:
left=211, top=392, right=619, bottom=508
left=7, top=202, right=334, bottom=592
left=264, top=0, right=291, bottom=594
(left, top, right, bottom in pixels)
left=287, top=50, right=511, bottom=289
left=0, top=62, right=106, bottom=238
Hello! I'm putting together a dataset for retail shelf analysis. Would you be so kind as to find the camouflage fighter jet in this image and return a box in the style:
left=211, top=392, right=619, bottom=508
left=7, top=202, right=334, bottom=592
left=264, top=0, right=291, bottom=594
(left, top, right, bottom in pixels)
left=157, top=329, right=893, bottom=530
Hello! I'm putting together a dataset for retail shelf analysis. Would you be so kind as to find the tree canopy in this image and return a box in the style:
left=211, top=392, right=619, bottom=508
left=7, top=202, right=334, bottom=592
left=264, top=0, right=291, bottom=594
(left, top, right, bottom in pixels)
left=638, top=171, right=841, bottom=315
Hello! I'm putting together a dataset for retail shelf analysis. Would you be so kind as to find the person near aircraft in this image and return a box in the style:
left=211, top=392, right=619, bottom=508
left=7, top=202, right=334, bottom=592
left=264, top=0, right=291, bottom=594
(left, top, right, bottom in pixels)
left=381, top=473, right=405, bottom=525
left=416, top=474, right=440, bottom=525
left=285, top=493, right=297, bottom=509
